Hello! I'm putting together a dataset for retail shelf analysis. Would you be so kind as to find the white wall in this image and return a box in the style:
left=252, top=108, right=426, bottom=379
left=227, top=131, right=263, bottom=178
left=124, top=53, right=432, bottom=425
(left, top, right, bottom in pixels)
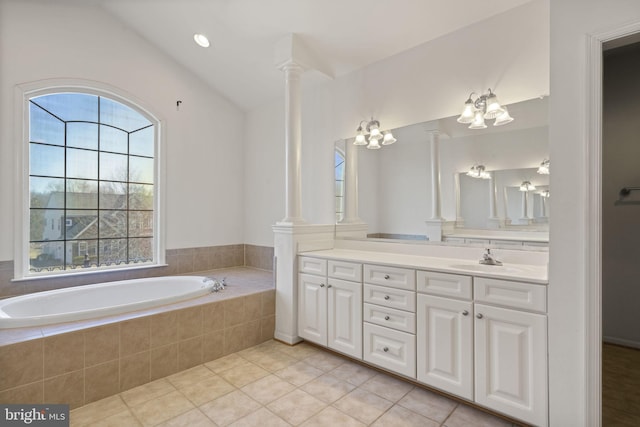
left=549, top=1, right=640, bottom=425
left=0, top=0, right=246, bottom=260
left=244, top=0, right=550, bottom=244
left=602, top=43, right=640, bottom=348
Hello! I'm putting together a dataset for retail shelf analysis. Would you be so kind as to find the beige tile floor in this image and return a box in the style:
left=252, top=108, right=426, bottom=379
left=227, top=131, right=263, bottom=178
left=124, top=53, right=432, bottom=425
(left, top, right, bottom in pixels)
left=70, top=340, right=522, bottom=427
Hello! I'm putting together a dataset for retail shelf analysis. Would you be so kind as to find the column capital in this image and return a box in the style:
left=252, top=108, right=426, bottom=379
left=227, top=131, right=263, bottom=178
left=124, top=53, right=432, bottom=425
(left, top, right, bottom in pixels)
left=277, top=59, right=305, bottom=74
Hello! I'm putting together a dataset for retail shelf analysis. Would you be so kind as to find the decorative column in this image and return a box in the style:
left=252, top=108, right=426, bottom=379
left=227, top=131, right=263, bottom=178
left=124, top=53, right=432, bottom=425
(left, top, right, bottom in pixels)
left=520, top=191, right=533, bottom=224
left=429, top=131, right=443, bottom=221
left=280, top=61, right=305, bottom=224
left=486, top=174, right=502, bottom=229
left=424, top=130, right=445, bottom=241
left=454, top=173, right=464, bottom=227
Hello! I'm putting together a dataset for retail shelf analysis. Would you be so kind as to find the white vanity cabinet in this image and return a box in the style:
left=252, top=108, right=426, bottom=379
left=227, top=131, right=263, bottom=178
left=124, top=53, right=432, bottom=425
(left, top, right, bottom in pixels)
left=297, top=252, right=548, bottom=427
left=416, top=271, right=474, bottom=400
left=417, top=272, right=548, bottom=427
left=362, top=264, right=416, bottom=378
left=298, top=257, right=362, bottom=359
left=473, top=278, right=548, bottom=427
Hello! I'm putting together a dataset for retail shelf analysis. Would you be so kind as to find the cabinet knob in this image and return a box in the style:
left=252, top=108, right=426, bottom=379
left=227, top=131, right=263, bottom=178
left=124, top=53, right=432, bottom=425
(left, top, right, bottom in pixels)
left=384, top=274, right=390, bottom=280
left=327, top=284, right=332, bottom=288
left=384, top=315, right=390, bottom=321
left=383, top=347, right=389, bottom=352
left=320, top=284, right=325, bottom=288
left=462, top=310, right=469, bottom=316
left=384, top=295, right=390, bottom=300
left=476, top=313, right=483, bottom=319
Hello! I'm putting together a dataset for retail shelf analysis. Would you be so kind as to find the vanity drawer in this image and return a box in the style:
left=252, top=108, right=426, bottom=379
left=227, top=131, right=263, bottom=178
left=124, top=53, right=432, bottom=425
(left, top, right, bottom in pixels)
left=474, top=277, right=547, bottom=313
left=299, top=256, right=327, bottom=276
left=364, top=284, right=416, bottom=312
left=364, top=303, right=416, bottom=334
left=363, top=323, right=416, bottom=378
left=416, top=270, right=472, bottom=300
left=364, top=264, right=415, bottom=291
left=328, top=260, right=362, bottom=282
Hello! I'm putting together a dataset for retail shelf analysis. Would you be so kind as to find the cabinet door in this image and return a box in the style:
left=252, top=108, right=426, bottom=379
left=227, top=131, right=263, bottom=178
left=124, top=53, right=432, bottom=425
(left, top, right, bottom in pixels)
left=416, top=294, right=473, bottom=400
left=474, top=304, right=548, bottom=427
left=327, top=278, right=362, bottom=359
left=298, top=273, right=327, bottom=346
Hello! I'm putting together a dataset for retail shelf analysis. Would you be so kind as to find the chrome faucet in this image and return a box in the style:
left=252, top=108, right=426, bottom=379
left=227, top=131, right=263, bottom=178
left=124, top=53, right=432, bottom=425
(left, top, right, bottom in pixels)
left=204, top=277, right=227, bottom=292
left=479, top=248, right=502, bottom=266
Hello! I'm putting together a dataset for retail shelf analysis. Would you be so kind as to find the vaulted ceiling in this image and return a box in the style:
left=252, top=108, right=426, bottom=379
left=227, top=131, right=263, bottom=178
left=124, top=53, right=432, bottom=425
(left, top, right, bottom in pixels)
left=99, top=0, right=534, bottom=111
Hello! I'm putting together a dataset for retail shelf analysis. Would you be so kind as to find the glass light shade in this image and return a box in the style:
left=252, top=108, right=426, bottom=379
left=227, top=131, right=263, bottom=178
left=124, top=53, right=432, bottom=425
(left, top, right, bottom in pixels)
left=467, top=165, right=489, bottom=179
left=519, top=181, right=536, bottom=191
left=193, top=33, right=210, bottom=48
left=537, top=159, right=550, bottom=174
left=541, top=190, right=550, bottom=198
left=468, top=110, right=487, bottom=129
left=354, top=129, right=367, bottom=145
left=382, top=132, right=397, bottom=145
left=368, top=124, right=382, bottom=141
left=484, top=93, right=505, bottom=119
left=457, top=99, right=476, bottom=124
left=493, top=107, right=514, bottom=126
left=367, top=139, right=381, bottom=149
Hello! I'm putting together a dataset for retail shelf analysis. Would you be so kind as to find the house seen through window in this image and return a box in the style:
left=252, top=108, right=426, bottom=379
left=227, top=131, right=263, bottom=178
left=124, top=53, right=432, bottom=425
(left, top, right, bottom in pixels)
left=28, top=92, right=156, bottom=273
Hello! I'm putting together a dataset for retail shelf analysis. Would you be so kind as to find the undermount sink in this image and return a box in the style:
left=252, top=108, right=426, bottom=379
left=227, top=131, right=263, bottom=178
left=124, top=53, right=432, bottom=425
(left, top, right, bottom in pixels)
left=448, top=264, right=522, bottom=274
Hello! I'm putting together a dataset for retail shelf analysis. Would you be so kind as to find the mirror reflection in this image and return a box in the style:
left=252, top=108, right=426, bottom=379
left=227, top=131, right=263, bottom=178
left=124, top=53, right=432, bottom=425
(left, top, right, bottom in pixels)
left=335, top=96, right=549, bottom=245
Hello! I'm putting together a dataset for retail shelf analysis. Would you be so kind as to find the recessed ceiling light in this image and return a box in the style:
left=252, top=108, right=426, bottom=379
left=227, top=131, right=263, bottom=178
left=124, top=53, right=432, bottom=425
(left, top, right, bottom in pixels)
left=193, top=33, right=210, bottom=48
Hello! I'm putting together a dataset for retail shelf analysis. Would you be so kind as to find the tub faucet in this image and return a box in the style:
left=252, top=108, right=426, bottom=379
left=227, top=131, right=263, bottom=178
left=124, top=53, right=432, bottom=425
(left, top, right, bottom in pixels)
left=479, top=248, right=502, bottom=266
left=205, top=277, right=227, bottom=292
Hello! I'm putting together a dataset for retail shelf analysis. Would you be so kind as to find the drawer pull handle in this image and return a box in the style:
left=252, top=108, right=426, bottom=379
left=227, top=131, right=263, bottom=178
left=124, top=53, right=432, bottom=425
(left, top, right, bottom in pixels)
left=384, top=315, right=390, bottom=321
left=383, top=347, right=389, bottom=352
left=384, top=295, right=390, bottom=300
left=476, top=313, right=483, bottom=319
left=327, top=284, right=332, bottom=288
left=384, top=274, right=390, bottom=280
left=320, top=284, right=325, bottom=288
left=462, top=310, right=469, bottom=316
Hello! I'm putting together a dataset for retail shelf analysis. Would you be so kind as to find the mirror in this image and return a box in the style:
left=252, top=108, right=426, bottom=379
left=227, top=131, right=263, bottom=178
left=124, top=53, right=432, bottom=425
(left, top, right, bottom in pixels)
left=335, top=96, right=549, bottom=244
left=459, top=168, right=549, bottom=229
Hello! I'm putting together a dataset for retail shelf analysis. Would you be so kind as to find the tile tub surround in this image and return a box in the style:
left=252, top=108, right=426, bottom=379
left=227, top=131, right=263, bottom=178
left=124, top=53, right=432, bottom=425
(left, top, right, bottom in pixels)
left=0, top=244, right=274, bottom=299
left=0, top=267, right=275, bottom=409
left=68, top=340, right=524, bottom=427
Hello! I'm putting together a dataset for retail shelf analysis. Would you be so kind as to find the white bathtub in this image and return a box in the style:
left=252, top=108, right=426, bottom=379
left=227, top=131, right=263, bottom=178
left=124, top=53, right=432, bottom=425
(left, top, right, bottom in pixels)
left=0, top=276, right=216, bottom=329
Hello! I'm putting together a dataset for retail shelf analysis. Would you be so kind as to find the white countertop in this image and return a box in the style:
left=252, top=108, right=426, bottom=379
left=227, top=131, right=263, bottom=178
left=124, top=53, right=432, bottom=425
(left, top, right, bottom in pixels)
left=299, top=248, right=548, bottom=284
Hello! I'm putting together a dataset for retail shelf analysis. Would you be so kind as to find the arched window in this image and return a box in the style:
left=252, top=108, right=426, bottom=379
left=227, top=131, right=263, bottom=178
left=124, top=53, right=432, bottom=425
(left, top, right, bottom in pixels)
left=18, top=86, right=162, bottom=278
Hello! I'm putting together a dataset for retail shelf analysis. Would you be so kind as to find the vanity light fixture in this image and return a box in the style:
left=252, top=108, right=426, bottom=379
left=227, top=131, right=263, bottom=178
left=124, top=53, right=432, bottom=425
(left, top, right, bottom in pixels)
left=519, top=181, right=536, bottom=191
left=466, top=164, right=491, bottom=179
left=193, top=33, right=210, bottom=48
left=354, top=118, right=397, bottom=149
left=537, top=159, right=550, bottom=174
left=540, top=190, right=550, bottom=198
left=457, top=89, right=513, bottom=129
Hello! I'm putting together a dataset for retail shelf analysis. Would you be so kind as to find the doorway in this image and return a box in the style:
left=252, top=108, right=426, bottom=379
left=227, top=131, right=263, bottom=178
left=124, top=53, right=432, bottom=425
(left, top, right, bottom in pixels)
left=601, top=38, right=640, bottom=426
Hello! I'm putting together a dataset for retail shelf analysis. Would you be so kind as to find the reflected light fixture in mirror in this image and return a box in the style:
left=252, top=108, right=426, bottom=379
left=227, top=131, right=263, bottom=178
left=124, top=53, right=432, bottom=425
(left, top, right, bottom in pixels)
left=541, top=189, right=550, bottom=198
left=466, top=164, right=491, bottom=179
left=519, top=180, right=536, bottom=191
left=354, top=118, right=397, bottom=149
left=537, top=159, right=550, bottom=174
left=457, top=89, right=513, bottom=129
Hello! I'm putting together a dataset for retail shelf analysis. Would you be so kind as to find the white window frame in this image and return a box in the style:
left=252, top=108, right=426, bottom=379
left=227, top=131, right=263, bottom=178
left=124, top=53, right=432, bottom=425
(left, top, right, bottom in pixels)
left=13, top=79, right=166, bottom=280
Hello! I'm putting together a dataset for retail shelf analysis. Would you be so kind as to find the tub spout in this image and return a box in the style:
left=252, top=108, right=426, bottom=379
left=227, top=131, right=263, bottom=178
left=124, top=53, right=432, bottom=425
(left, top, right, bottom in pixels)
left=205, top=277, right=226, bottom=292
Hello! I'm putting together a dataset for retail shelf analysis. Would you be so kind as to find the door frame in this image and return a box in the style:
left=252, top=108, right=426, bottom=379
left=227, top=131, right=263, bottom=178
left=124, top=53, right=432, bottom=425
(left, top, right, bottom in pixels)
left=585, top=21, right=640, bottom=426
